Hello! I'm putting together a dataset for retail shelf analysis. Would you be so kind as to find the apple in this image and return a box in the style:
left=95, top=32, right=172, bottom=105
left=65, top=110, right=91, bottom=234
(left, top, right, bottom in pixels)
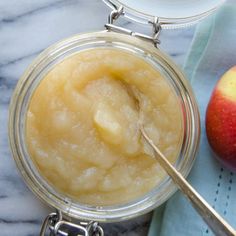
left=206, top=66, right=236, bottom=171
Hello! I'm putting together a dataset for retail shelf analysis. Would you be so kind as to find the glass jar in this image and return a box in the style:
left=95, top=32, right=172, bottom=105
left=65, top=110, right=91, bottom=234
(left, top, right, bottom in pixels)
left=8, top=31, right=200, bottom=226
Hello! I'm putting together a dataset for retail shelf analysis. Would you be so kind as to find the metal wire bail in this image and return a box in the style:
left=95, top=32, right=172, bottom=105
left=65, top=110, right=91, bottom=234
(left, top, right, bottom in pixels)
left=40, top=211, right=104, bottom=236
left=105, top=6, right=162, bottom=47
left=150, top=16, right=162, bottom=44
left=108, top=6, right=124, bottom=24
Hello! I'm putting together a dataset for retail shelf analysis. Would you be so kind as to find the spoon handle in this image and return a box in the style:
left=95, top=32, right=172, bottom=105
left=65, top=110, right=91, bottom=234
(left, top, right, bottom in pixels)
left=141, top=127, right=236, bottom=236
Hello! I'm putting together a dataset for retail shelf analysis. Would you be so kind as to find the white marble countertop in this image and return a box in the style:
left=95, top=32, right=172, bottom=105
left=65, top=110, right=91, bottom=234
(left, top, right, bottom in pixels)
left=0, top=1, right=195, bottom=235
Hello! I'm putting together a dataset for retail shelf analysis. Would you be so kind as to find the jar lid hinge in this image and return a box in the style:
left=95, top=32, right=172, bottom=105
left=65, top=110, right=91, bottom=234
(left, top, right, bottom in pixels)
left=40, top=211, right=104, bottom=236
left=105, top=6, right=162, bottom=47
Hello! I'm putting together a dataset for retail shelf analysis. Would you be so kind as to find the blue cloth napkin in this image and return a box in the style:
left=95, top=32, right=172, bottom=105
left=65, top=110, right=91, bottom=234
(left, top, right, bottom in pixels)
left=149, top=2, right=236, bottom=236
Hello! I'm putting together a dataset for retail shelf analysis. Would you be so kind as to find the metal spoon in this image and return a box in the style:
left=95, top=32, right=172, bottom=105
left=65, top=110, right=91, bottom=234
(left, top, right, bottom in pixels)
left=140, top=126, right=236, bottom=236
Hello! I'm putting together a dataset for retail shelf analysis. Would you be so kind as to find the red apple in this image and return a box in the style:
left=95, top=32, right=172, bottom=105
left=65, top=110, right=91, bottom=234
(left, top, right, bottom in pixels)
left=206, top=66, right=236, bottom=171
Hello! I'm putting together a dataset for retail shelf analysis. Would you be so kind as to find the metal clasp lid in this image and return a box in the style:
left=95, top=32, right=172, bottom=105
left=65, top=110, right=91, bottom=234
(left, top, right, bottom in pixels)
left=105, top=6, right=162, bottom=47
left=40, top=211, right=104, bottom=236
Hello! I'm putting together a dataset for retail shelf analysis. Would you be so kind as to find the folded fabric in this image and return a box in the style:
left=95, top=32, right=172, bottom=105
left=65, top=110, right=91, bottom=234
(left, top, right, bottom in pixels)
left=149, top=2, right=236, bottom=236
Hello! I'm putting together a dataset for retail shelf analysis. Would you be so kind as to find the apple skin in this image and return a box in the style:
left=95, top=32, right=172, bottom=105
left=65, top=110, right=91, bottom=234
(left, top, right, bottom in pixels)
left=206, top=66, right=236, bottom=171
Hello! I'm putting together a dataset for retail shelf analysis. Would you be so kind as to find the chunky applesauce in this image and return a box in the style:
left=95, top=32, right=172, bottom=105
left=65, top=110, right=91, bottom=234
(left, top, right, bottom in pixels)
left=26, top=48, right=183, bottom=205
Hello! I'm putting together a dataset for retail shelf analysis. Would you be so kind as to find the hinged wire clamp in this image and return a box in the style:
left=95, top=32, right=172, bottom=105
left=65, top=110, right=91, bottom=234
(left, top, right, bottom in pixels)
left=105, top=6, right=162, bottom=47
left=40, top=211, right=104, bottom=236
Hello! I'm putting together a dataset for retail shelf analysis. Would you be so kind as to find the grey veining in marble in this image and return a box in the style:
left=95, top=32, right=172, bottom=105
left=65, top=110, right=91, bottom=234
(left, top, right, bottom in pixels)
left=0, top=1, right=195, bottom=235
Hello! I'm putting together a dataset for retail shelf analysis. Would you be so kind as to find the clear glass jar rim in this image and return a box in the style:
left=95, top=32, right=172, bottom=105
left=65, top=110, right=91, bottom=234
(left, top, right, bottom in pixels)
left=8, top=31, right=200, bottom=222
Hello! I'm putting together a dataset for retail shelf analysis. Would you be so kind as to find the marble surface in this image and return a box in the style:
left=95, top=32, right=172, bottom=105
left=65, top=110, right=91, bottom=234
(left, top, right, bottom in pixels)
left=0, top=1, right=195, bottom=235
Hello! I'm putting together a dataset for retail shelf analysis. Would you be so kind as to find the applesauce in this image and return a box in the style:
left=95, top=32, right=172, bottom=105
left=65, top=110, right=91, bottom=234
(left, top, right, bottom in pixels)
left=26, top=48, right=183, bottom=206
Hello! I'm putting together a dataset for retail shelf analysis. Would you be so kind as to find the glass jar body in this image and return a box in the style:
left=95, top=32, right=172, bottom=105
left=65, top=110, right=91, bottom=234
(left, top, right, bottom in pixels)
left=8, top=31, right=200, bottom=222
